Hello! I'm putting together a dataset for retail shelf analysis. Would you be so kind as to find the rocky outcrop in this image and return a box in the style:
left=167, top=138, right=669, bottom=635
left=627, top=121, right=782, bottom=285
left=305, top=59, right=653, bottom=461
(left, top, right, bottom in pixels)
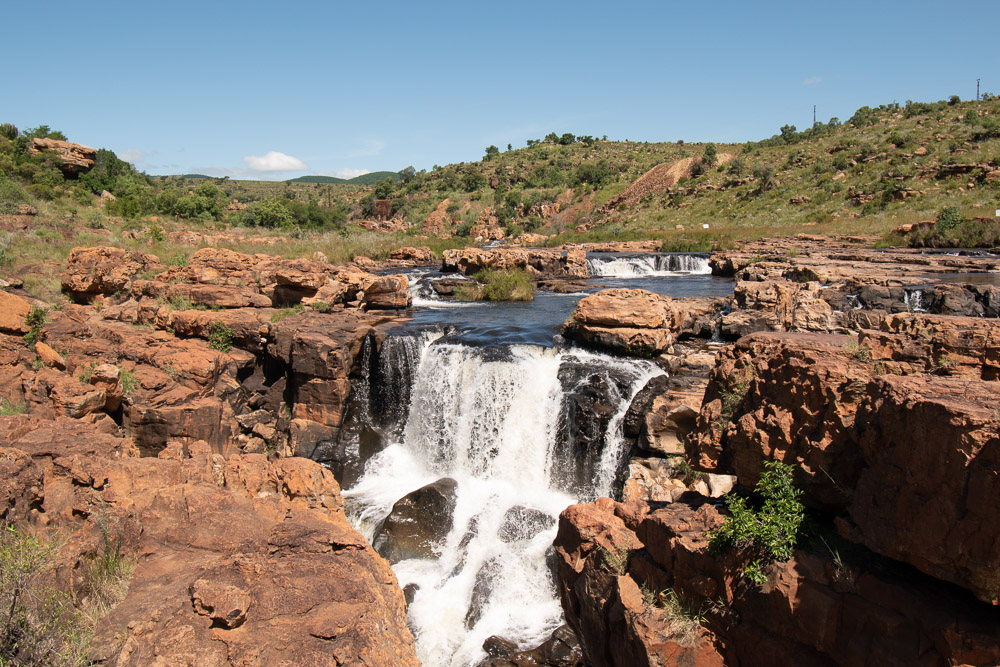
left=0, top=415, right=418, bottom=666
left=63, top=246, right=410, bottom=310
left=555, top=496, right=1000, bottom=667
left=0, top=290, right=31, bottom=334
left=442, top=246, right=589, bottom=279
left=62, top=247, right=164, bottom=300
left=562, top=289, right=729, bottom=355
left=689, top=324, right=1000, bottom=603
left=29, top=138, right=97, bottom=176
left=373, top=477, right=458, bottom=563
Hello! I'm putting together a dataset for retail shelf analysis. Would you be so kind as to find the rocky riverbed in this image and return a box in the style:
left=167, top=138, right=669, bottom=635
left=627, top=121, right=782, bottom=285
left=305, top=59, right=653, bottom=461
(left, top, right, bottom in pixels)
left=1, top=235, right=998, bottom=665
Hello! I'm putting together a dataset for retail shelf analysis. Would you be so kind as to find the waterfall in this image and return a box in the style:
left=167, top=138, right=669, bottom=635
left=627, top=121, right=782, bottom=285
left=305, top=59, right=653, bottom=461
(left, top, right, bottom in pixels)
left=344, top=336, right=663, bottom=666
left=585, top=252, right=710, bottom=277
left=904, top=287, right=926, bottom=313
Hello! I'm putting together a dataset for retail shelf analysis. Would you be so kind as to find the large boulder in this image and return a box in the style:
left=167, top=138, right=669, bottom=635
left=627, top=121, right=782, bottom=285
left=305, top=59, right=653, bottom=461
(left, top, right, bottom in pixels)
left=373, top=477, right=458, bottom=563
left=29, top=138, right=97, bottom=176
left=62, top=247, right=163, bottom=300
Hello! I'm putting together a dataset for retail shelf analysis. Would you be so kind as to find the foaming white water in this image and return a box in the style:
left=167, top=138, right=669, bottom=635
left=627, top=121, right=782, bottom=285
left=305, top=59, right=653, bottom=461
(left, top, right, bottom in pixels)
left=345, top=340, right=663, bottom=666
left=586, top=253, right=710, bottom=277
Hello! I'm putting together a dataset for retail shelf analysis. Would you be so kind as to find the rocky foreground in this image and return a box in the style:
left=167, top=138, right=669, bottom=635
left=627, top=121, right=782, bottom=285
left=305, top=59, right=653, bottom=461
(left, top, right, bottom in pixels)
left=1, top=235, right=1000, bottom=665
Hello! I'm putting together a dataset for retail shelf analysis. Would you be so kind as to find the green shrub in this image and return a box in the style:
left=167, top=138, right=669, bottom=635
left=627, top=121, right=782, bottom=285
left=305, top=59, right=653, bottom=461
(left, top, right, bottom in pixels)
left=455, top=268, right=535, bottom=302
left=208, top=321, right=234, bottom=352
left=709, top=460, right=805, bottom=584
left=24, top=307, right=47, bottom=346
left=935, top=205, right=964, bottom=233
left=118, top=369, right=137, bottom=397
left=752, top=164, right=776, bottom=192
left=0, top=525, right=87, bottom=666
left=0, top=398, right=26, bottom=415
left=0, top=176, right=32, bottom=214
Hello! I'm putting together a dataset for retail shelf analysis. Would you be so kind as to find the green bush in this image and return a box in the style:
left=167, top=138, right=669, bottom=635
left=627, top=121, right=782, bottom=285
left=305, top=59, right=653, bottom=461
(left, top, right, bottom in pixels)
left=208, top=321, right=234, bottom=352
left=455, top=268, right=535, bottom=302
left=752, top=164, right=776, bottom=192
left=24, top=307, right=47, bottom=346
left=0, top=525, right=87, bottom=666
left=935, top=205, right=964, bottom=233
left=708, top=460, right=805, bottom=584
left=0, top=176, right=32, bottom=214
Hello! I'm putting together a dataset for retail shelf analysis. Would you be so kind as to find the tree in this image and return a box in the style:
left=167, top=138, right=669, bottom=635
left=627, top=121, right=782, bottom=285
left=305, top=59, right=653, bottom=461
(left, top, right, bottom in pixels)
left=753, top=164, right=776, bottom=192
left=558, top=133, right=576, bottom=145
left=373, top=177, right=394, bottom=199
left=484, top=145, right=499, bottom=160
left=702, top=142, right=718, bottom=167
left=544, top=132, right=559, bottom=143
left=507, top=143, right=512, bottom=151
left=0, top=124, right=17, bottom=140
left=398, top=166, right=416, bottom=184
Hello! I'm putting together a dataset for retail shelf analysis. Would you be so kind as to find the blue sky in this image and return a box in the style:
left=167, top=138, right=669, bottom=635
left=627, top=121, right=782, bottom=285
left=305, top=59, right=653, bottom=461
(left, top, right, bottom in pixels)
left=5, top=1, right=997, bottom=179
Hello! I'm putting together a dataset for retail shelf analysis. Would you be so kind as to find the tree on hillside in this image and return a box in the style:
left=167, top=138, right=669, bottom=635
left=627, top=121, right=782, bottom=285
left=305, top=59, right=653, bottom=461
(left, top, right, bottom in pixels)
left=558, top=133, right=576, bottom=145
left=399, top=166, right=416, bottom=183
left=703, top=142, right=718, bottom=167
left=373, top=177, right=395, bottom=199
left=0, top=124, right=17, bottom=140
left=544, top=132, right=559, bottom=143
left=484, top=145, right=499, bottom=160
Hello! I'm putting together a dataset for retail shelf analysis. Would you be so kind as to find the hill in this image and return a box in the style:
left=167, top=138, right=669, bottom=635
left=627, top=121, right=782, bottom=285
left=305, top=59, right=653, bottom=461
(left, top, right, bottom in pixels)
left=286, top=175, right=348, bottom=184
left=347, top=171, right=400, bottom=185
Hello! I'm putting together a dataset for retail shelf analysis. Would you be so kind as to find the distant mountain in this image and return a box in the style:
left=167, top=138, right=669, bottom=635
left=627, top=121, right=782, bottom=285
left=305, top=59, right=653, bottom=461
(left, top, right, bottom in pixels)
left=181, top=174, right=213, bottom=179
left=287, top=171, right=401, bottom=186
left=286, top=175, right=347, bottom=184
left=346, top=171, right=400, bottom=185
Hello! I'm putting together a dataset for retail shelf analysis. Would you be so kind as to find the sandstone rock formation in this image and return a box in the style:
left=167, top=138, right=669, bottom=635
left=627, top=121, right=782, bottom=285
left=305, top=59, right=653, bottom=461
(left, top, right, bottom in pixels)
left=689, top=323, right=1000, bottom=603
left=29, top=137, right=97, bottom=176
left=562, top=289, right=729, bottom=355
left=0, top=415, right=418, bottom=665
left=555, top=495, right=1000, bottom=667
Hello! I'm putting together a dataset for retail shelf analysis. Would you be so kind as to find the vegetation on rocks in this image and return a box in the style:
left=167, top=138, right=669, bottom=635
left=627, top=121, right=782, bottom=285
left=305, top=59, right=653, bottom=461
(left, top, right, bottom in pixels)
left=708, top=460, right=805, bottom=584
left=454, top=268, right=535, bottom=302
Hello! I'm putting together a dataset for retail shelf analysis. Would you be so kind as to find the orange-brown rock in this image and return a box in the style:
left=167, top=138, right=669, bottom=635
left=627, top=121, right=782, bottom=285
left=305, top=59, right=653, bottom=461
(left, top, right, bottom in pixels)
left=0, top=416, right=418, bottom=666
left=555, top=495, right=1000, bottom=667
left=689, top=327, right=1000, bottom=602
left=0, top=290, right=31, bottom=334
left=62, top=247, right=163, bottom=300
left=29, top=138, right=97, bottom=176
left=34, top=341, right=65, bottom=369
left=390, top=246, right=433, bottom=263
left=563, top=289, right=729, bottom=356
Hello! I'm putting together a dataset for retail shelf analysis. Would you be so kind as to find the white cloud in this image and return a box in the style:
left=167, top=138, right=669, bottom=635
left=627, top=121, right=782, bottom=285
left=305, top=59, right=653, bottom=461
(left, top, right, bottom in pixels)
left=322, top=168, right=371, bottom=179
left=120, top=148, right=144, bottom=163
left=243, top=151, right=307, bottom=172
left=802, top=76, right=823, bottom=86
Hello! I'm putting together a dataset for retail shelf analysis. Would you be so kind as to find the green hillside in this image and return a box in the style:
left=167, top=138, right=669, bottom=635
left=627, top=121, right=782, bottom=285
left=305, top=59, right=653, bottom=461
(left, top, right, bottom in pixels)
left=347, top=171, right=400, bottom=185
left=286, top=175, right=348, bottom=184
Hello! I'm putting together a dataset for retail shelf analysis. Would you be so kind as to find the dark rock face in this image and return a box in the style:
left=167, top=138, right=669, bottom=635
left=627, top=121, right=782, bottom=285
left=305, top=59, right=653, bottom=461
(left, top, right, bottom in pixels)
left=373, top=477, right=459, bottom=563
left=483, top=625, right=586, bottom=666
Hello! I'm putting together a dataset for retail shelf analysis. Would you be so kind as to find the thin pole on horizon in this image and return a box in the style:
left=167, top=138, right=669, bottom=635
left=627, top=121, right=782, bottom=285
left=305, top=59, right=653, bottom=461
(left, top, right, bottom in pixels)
left=977, top=78, right=981, bottom=101
left=813, top=105, right=816, bottom=126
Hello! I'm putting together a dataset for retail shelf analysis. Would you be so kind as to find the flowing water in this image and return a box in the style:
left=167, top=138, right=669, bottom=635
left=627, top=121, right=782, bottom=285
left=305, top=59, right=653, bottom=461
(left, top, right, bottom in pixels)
left=342, top=252, right=717, bottom=665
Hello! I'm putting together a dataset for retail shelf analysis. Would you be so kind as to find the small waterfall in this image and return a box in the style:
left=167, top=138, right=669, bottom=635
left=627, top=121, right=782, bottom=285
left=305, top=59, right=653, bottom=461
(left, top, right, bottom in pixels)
left=904, top=287, right=926, bottom=313
left=585, top=252, right=710, bottom=277
left=845, top=294, right=863, bottom=310
left=344, top=337, right=663, bottom=666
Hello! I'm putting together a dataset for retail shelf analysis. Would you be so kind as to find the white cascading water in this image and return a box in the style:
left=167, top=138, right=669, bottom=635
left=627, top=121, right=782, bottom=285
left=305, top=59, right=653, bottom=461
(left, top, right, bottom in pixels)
left=585, top=253, right=711, bottom=278
left=904, top=287, right=926, bottom=312
left=344, top=339, right=663, bottom=666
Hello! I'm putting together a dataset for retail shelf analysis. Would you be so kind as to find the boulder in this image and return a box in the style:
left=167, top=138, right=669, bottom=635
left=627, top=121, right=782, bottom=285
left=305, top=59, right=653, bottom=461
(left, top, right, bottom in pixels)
left=373, top=477, right=458, bottom=563
left=29, top=138, right=96, bottom=175
left=62, top=246, right=163, bottom=300
left=0, top=291, right=31, bottom=334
